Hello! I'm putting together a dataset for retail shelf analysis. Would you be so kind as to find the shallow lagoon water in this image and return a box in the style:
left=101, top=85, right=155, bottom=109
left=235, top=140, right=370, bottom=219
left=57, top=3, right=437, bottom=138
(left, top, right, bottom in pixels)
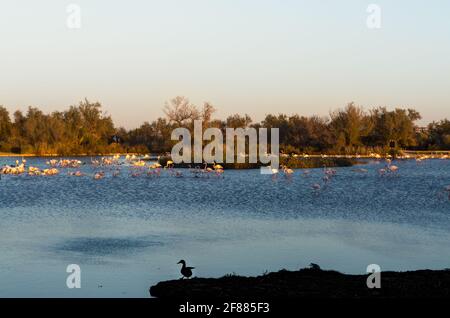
left=0, top=158, right=449, bottom=297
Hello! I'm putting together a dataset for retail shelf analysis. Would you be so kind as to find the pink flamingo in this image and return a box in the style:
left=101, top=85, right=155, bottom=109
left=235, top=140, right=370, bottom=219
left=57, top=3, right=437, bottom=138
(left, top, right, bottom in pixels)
left=94, top=171, right=104, bottom=180
left=202, top=163, right=213, bottom=178
left=388, top=165, right=399, bottom=173
left=270, top=168, right=279, bottom=180
left=174, top=170, right=183, bottom=178
left=282, top=165, right=294, bottom=178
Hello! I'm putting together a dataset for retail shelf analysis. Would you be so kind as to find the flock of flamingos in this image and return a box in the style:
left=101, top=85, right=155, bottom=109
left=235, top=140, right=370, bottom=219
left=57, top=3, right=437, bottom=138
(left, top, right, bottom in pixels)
left=0, top=154, right=225, bottom=179
left=1, top=153, right=449, bottom=199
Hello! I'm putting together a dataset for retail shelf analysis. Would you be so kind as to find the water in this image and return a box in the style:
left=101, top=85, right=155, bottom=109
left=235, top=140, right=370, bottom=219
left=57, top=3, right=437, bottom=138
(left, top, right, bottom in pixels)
left=0, top=157, right=449, bottom=297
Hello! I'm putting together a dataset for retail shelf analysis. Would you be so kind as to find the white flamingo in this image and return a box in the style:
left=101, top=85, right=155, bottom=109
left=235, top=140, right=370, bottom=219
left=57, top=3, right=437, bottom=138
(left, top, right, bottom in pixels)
left=271, top=168, right=279, bottom=180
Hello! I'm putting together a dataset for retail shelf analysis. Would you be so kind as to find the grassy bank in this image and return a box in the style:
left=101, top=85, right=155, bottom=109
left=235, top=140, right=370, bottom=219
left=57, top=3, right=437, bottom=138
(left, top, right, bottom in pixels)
left=149, top=265, right=450, bottom=298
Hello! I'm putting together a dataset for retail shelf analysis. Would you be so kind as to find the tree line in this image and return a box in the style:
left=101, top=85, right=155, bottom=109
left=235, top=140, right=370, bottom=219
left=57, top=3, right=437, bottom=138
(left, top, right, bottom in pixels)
left=0, top=97, right=449, bottom=155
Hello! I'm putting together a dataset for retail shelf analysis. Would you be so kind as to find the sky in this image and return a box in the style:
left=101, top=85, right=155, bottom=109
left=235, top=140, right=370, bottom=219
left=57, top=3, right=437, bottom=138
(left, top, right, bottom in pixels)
left=0, top=0, right=449, bottom=128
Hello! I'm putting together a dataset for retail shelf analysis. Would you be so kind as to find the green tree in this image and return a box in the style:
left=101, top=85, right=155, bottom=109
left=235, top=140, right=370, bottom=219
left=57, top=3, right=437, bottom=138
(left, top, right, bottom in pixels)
left=330, top=102, right=370, bottom=150
left=367, top=107, right=421, bottom=148
left=0, top=106, right=12, bottom=151
left=427, top=119, right=450, bottom=150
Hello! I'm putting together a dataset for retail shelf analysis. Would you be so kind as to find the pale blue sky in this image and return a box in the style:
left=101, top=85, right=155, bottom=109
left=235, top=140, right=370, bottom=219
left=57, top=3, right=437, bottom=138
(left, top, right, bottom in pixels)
left=1, top=0, right=449, bottom=128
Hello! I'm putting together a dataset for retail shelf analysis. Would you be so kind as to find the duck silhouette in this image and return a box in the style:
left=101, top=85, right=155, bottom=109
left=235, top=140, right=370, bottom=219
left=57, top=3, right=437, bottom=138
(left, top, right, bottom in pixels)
left=177, top=260, right=194, bottom=279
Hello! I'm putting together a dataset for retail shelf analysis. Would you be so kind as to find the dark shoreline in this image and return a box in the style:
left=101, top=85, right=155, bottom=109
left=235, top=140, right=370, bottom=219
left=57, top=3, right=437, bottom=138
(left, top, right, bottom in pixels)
left=149, top=266, right=450, bottom=298
left=158, top=156, right=357, bottom=169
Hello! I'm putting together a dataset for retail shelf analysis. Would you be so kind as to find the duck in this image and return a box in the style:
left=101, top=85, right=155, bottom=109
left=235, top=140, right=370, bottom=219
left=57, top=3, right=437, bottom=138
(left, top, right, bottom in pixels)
left=177, top=260, right=194, bottom=279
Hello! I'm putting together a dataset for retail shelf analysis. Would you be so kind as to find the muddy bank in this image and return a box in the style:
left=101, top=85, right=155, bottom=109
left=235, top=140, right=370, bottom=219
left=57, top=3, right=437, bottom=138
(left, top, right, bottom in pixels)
left=150, top=266, right=450, bottom=298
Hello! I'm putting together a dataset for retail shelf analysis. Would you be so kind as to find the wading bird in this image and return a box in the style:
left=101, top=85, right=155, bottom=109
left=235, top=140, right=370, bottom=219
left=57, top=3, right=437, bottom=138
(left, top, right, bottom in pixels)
left=271, top=168, right=279, bottom=180
left=93, top=171, right=104, bottom=179
left=388, top=165, right=399, bottom=173
left=165, top=160, right=174, bottom=169
left=177, top=260, right=194, bottom=279
left=282, top=165, right=294, bottom=177
left=445, top=185, right=450, bottom=200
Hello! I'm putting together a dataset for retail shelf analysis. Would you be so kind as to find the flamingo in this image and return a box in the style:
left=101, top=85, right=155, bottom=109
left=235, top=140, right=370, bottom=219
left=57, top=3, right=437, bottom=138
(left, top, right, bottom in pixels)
left=43, top=168, right=59, bottom=176
left=388, top=165, right=399, bottom=172
left=202, top=163, right=213, bottom=177
left=445, top=186, right=450, bottom=200
left=271, top=168, right=279, bottom=180
left=215, top=169, right=224, bottom=178
left=28, top=166, right=40, bottom=176
left=352, top=168, right=368, bottom=173
left=164, top=160, right=174, bottom=169
left=282, top=165, right=294, bottom=177
left=133, top=160, right=146, bottom=167
left=150, top=163, right=162, bottom=169
left=213, top=161, right=224, bottom=170
left=174, top=170, right=183, bottom=178
left=323, top=166, right=337, bottom=178
left=94, top=172, right=104, bottom=179
left=68, top=170, right=83, bottom=177
left=190, top=166, right=202, bottom=178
